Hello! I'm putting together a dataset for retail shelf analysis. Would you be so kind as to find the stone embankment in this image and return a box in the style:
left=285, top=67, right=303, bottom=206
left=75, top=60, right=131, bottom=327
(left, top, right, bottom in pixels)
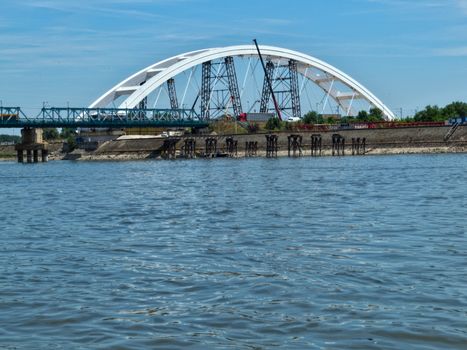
left=71, top=125, right=467, bottom=161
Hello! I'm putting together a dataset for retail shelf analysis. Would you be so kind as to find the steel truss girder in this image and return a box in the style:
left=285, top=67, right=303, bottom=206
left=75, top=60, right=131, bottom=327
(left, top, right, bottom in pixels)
left=200, top=61, right=212, bottom=120
left=224, top=56, right=243, bottom=117
left=289, top=60, right=301, bottom=119
left=260, top=60, right=301, bottom=119
left=260, top=61, right=275, bottom=113
left=167, top=78, right=179, bottom=110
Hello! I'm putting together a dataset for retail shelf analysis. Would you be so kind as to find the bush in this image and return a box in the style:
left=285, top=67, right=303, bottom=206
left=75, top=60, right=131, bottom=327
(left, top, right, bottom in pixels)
left=265, top=117, right=282, bottom=130
left=302, top=111, right=324, bottom=124
left=247, top=122, right=259, bottom=133
left=66, top=135, right=77, bottom=152
left=43, top=128, right=60, bottom=140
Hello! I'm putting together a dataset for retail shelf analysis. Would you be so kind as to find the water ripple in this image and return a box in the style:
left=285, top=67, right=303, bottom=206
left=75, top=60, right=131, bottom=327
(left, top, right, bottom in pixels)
left=0, top=154, right=466, bottom=349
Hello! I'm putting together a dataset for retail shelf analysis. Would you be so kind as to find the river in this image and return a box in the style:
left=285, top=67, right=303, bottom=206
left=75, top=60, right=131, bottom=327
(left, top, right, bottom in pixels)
left=0, top=154, right=466, bottom=349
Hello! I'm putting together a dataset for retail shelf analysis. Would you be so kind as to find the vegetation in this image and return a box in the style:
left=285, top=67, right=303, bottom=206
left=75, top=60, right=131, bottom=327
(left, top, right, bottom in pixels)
left=0, top=134, right=21, bottom=144
left=43, top=128, right=60, bottom=140
left=302, top=111, right=324, bottom=124
left=265, top=117, right=283, bottom=130
left=408, top=102, right=467, bottom=122
left=247, top=122, right=259, bottom=133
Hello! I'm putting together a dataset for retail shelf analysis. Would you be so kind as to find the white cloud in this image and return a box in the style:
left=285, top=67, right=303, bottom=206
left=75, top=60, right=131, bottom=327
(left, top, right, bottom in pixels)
left=457, top=0, right=467, bottom=14
left=434, top=46, right=467, bottom=56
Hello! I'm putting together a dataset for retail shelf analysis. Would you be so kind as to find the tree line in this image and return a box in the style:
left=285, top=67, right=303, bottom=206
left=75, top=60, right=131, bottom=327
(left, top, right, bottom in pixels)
left=299, top=101, right=467, bottom=125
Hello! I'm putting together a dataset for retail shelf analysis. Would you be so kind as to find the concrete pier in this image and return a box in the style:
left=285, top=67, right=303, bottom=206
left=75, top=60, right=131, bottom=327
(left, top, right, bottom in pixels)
left=15, top=128, right=49, bottom=163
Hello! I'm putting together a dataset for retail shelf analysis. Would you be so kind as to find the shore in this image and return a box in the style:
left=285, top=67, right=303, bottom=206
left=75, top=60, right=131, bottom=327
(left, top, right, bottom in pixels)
left=2, top=125, right=466, bottom=162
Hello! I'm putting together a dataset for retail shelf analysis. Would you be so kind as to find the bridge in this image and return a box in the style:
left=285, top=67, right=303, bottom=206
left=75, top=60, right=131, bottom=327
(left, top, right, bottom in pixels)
left=0, top=107, right=208, bottom=129
left=1, top=44, right=395, bottom=131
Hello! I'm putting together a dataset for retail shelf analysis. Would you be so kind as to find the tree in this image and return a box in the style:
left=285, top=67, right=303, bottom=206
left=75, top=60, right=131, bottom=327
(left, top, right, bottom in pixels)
left=441, top=101, right=467, bottom=119
left=368, top=108, right=384, bottom=121
left=302, top=111, right=324, bottom=124
left=356, top=110, right=369, bottom=121
left=0, top=134, right=21, bottom=144
left=265, top=117, right=282, bottom=130
left=413, top=105, right=442, bottom=122
left=60, top=128, right=76, bottom=139
left=43, top=128, right=59, bottom=140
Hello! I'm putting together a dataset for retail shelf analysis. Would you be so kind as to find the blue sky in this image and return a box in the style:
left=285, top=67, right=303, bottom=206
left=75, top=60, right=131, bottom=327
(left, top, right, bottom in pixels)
left=1, top=0, right=467, bottom=117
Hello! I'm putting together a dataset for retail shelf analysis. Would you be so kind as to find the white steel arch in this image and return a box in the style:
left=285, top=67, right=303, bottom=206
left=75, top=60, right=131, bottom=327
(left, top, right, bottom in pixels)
left=90, top=45, right=395, bottom=120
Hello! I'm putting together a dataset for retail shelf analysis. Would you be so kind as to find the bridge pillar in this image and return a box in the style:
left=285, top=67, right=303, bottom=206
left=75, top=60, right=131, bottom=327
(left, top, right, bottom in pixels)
left=245, top=141, right=257, bottom=157
left=17, top=150, right=24, bottom=163
left=265, top=134, right=278, bottom=158
left=15, top=127, right=48, bottom=163
left=311, top=134, right=322, bottom=157
left=26, top=150, right=33, bottom=163
left=42, top=149, right=49, bottom=162
left=225, top=137, right=238, bottom=157
left=287, top=134, right=303, bottom=157
left=332, top=134, right=345, bottom=156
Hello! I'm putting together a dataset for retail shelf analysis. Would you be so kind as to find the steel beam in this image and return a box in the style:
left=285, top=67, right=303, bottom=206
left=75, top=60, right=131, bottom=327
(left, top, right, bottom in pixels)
left=289, top=59, right=301, bottom=119
left=167, top=78, right=179, bottom=110
left=224, top=56, right=243, bottom=117
left=201, top=61, right=212, bottom=120
left=260, top=61, right=275, bottom=113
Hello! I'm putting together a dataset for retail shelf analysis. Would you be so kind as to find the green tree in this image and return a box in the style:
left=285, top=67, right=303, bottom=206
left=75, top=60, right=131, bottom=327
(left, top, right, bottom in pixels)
left=61, top=128, right=76, bottom=139
left=0, top=134, right=21, bottom=144
left=368, top=108, right=384, bottom=122
left=302, top=111, right=324, bottom=124
left=265, top=117, right=282, bottom=130
left=413, top=105, right=443, bottom=122
left=43, top=128, right=60, bottom=140
left=356, top=110, right=369, bottom=121
left=66, top=135, right=77, bottom=152
left=441, top=101, right=467, bottom=119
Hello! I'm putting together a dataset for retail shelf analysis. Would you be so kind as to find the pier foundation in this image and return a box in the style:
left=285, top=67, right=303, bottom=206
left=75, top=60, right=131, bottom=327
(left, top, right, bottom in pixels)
left=245, top=141, right=257, bottom=157
left=311, top=134, right=322, bottom=157
left=265, top=134, right=278, bottom=158
left=205, top=137, right=218, bottom=157
left=225, top=137, right=238, bottom=157
left=15, top=128, right=48, bottom=163
left=332, top=134, right=345, bottom=156
left=182, top=138, right=196, bottom=158
left=287, top=134, right=303, bottom=157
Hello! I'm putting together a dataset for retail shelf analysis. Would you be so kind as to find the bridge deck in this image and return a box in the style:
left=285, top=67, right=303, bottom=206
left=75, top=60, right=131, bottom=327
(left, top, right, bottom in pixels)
left=0, top=107, right=209, bottom=129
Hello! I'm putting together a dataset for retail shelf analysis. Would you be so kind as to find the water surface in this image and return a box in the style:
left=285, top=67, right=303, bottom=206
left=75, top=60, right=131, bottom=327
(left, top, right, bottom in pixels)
left=0, top=154, right=466, bottom=349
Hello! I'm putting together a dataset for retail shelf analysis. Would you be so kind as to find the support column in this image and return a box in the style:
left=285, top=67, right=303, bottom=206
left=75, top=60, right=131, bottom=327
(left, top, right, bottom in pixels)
left=311, top=134, right=322, bottom=157
left=288, top=134, right=302, bottom=157
left=33, top=149, right=39, bottom=163
left=226, top=137, right=238, bottom=157
left=26, top=150, right=32, bottom=163
left=41, top=149, right=49, bottom=162
left=266, top=134, right=278, bottom=158
left=17, top=150, right=24, bottom=163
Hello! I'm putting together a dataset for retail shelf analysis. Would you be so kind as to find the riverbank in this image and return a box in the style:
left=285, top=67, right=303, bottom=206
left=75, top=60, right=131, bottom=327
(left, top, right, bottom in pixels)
left=2, top=125, right=466, bottom=161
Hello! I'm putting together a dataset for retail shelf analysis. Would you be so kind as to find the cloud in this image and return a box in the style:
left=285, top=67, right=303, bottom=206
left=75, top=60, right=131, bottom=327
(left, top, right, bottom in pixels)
left=434, top=46, right=467, bottom=57
left=457, top=0, right=467, bottom=14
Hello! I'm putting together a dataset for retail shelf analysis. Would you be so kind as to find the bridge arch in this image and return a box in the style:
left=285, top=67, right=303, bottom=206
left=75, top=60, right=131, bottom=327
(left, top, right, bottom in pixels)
left=90, top=45, right=395, bottom=120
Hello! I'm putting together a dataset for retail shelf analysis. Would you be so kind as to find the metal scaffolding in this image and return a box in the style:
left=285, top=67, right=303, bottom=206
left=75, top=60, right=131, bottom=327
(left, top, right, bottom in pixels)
left=260, top=59, right=301, bottom=119
left=224, top=56, right=243, bottom=117
left=200, top=61, right=212, bottom=120
left=260, top=61, right=275, bottom=113
left=167, top=78, right=179, bottom=110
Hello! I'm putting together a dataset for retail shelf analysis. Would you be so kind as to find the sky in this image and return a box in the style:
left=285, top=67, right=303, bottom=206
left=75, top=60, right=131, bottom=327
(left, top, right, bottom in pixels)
left=1, top=0, right=467, bottom=118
